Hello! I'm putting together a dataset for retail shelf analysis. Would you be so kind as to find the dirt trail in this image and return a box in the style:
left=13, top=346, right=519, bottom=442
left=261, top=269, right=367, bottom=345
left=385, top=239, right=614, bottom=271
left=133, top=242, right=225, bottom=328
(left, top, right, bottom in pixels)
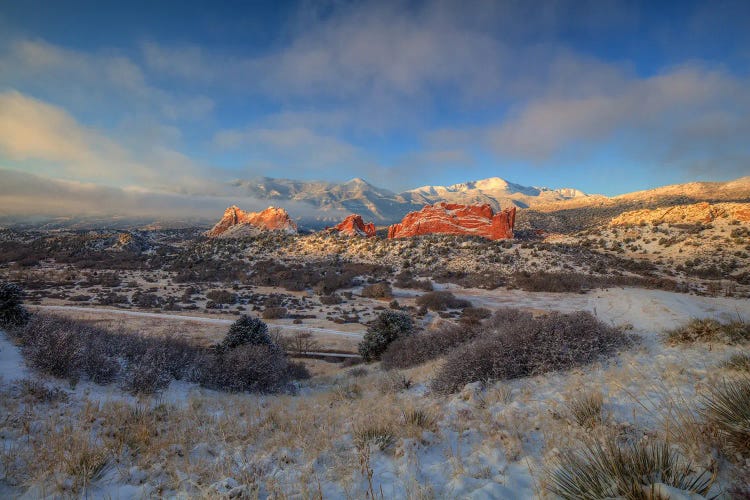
left=32, top=305, right=365, bottom=338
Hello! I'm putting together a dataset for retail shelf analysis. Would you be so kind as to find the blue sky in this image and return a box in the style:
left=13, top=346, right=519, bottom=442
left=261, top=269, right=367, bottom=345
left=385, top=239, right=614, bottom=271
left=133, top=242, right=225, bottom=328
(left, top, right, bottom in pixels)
left=0, top=0, right=749, bottom=216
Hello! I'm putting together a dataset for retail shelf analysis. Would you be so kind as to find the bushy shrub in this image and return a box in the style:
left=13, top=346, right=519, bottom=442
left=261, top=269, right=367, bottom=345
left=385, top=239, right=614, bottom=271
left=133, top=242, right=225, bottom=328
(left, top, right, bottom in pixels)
left=20, top=315, right=86, bottom=382
left=222, top=315, right=271, bottom=349
left=15, top=314, right=305, bottom=394
left=358, top=311, right=414, bottom=362
left=206, top=289, right=237, bottom=304
left=121, top=350, right=172, bottom=394
left=360, top=282, right=393, bottom=299
left=381, top=322, right=474, bottom=369
left=320, top=294, right=342, bottom=305
left=195, top=344, right=292, bottom=393
left=0, top=282, right=30, bottom=328
left=460, top=306, right=492, bottom=324
left=432, top=310, right=628, bottom=393
left=415, top=291, right=470, bottom=311
left=262, top=307, right=287, bottom=319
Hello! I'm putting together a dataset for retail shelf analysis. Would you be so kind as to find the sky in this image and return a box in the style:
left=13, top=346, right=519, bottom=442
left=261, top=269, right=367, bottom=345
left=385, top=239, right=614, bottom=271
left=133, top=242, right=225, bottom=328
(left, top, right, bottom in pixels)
left=0, top=0, right=749, bottom=218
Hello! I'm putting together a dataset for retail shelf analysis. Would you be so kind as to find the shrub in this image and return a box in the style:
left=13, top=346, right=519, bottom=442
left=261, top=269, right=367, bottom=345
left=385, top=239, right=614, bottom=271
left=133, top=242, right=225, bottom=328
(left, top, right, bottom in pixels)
left=700, top=378, right=750, bottom=459
left=206, top=289, right=237, bottom=304
left=360, top=282, right=393, bottom=299
left=121, top=350, right=171, bottom=394
left=20, top=315, right=86, bottom=383
left=320, top=294, right=342, bottom=305
left=195, top=344, right=292, bottom=393
left=0, top=282, right=30, bottom=328
left=222, top=315, right=271, bottom=349
left=667, top=318, right=750, bottom=345
left=547, top=438, right=714, bottom=499
left=381, top=322, right=474, bottom=369
left=262, top=307, right=287, bottom=319
left=415, top=291, right=470, bottom=311
left=460, top=306, right=491, bottom=324
left=432, top=310, right=628, bottom=393
left=358, top=311, right=414, bottom=362
left=15, top=314, right=304, bottom=394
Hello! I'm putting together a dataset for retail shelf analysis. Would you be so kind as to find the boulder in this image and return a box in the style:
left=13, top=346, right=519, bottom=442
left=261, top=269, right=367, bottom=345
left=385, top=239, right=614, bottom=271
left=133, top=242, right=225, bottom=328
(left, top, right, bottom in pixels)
left=330, top=214, right=377, bottom=237
left=387, top=202, right=515, bottom=240
left=207, top=206, right=297, bottom=237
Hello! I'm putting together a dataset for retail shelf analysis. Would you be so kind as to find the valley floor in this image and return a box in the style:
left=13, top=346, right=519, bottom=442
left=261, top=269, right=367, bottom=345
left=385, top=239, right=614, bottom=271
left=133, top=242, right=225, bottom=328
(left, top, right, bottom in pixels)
left=1, top=287, right=749, bottom=498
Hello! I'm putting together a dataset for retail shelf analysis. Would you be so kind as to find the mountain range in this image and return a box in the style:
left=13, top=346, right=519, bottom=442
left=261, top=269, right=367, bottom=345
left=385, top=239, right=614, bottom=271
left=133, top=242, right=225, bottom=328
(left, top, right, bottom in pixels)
left=231, top=176, right=598, bottom=226
left=3, top=175, right=749, bottom=231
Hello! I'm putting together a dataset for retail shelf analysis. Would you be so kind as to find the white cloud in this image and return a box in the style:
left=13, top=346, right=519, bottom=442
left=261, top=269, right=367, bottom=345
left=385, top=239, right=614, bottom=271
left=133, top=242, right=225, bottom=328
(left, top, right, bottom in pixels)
left=0, top=39, right=214, bottom=121
left=0, top=90, right=220, bottom=193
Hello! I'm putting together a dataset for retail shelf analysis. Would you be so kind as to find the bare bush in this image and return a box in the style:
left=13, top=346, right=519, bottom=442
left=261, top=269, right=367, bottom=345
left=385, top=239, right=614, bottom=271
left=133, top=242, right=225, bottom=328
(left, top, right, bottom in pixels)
left=206, top=289, right=237, bottom=305
left=381, top=322, right=474, bottom=369
left=432, top=310, right=629, bottom=393
left=360, top=282, right=393, bottom=299
left=415, top=291, right=470, bottom=311
left=195, top=344, right=293, bottom=393
left=15, top=314, right=304, bottom=394
left=262, top=307, right=287, bottom=319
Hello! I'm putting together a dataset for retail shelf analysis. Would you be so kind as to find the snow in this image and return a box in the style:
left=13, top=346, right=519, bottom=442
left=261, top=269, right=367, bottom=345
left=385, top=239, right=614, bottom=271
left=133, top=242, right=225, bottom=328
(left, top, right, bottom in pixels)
left=2, top=287, right=748, bottom=498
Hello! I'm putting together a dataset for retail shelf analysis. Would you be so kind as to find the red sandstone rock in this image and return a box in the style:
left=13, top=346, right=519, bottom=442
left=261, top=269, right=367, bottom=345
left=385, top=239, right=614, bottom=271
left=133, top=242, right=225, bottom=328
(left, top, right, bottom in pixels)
left=329, top=214, right=377, bottom=237
left=207, top=206, right=297, bottom=237
left=387, top=202, right=515, bottom=240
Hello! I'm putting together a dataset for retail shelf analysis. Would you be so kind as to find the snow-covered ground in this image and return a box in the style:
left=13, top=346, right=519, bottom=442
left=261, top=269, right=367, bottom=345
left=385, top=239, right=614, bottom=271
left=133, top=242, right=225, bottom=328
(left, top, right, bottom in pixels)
left=1, top=287, right=748, bottom=498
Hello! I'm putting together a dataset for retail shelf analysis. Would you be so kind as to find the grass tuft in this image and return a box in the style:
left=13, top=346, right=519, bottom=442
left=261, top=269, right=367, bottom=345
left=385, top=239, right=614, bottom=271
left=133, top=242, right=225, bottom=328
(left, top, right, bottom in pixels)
left=353, top=423, right=395, bottom=451
left=566, top=392, right=604, bottom=428
left=722, top=353, right=750, bottom=371
left=667, top=318, right=750, bottom=345
left=401, top=407, right=436, bottom=430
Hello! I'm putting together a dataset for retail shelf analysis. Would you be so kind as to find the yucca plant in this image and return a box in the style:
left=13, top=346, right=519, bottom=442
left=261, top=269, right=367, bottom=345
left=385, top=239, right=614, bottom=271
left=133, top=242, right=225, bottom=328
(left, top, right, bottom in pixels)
left=700, top=378, right=750, bottom=459
left=547, top=437, right=714, bottom=499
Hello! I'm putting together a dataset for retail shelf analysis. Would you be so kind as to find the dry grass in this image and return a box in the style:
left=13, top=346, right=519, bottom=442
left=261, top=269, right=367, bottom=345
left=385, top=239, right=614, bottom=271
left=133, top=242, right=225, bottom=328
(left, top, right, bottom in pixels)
left=666, top=318, right=750, bottom=345
left=566, top=391, right=604, bottom=428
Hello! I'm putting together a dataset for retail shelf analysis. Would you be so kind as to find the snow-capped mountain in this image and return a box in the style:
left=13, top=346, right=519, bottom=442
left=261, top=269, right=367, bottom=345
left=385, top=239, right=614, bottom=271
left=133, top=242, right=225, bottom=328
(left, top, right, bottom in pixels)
left=229, top=176, right=593, bottom=225
left=401, top=177, right=592, bottom=211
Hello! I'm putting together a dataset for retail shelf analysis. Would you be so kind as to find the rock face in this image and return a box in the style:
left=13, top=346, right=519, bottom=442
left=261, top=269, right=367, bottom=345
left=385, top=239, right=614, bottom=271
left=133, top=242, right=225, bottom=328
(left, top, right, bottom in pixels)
left=610, top=202, right=750, bottom=226
left=387, top=202, right=515, bottom=240
left=330, top=214, right=377, bottom=237
left=207, top=206, right=297, bottom=237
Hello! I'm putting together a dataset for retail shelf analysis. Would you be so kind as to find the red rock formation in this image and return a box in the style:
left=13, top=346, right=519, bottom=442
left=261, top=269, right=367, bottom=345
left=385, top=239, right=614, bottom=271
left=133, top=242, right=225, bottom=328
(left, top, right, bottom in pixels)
left=387, top=202, right=515, bottom=240
left=207, top=206, right=297, bottom=237
left=329, top=214, right=377, bottom=237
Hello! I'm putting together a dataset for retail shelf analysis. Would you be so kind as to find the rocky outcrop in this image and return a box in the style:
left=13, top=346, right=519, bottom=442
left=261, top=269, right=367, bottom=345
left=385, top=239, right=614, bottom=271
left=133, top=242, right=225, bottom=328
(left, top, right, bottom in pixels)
left=207, top=206, right=297, bottom=237
left=387, top=202, right=515, bottom=240
left=329, top=214, right=377, bottom=237
left=610, top=202, right=750, bottom=226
